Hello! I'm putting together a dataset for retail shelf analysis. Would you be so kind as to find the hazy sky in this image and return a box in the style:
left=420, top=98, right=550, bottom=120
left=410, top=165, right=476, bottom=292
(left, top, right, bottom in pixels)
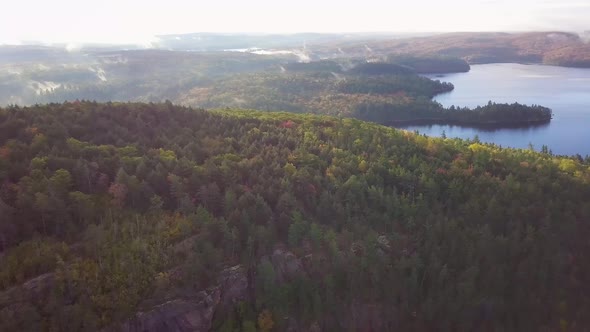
left=1, top=0, right=588, bottom=44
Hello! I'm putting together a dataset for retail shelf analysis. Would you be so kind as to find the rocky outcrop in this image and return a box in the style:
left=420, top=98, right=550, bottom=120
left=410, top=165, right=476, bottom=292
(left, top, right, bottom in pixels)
left=109, top=265, right=248, bottom=332
left=269, top=248, right=304, bottom=283
left=0, top=272, right=55, bottom=309
left=0, top=272, right=56, bottom=331
left=109, top=249, right=307, bottom=332
left=2, top=249, right=393, bottom=332
left=217, top=265, right=249, bottom=312
left=112, top=288, right=221, bottom=332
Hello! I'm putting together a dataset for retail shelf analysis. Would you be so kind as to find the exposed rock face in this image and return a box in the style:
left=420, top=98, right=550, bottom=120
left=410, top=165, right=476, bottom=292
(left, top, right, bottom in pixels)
left=270, top=248, right=303, bottom=283
left=109, top=250, right=306, bottom=332
left=112, top=288, right=221, bottom=332
left=2, top=247, right=396, bottom=332
left=217, top=265, right=248, bottom=311
left=0, top=272, right=56, bottom=331
left=0, top=272, right=55, bottom=309
left=109, top=265, right=248, bottom=332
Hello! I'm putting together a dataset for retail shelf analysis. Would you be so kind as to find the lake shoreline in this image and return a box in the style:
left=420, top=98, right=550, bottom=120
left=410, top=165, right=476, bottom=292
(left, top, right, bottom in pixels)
left=387, top=117, right=551, bottom=129
left=410, top=63, right=590, bottom=155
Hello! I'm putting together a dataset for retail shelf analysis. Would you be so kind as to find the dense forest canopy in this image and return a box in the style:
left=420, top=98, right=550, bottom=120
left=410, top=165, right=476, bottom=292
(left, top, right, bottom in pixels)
left=385, top=55, right=471, bottom=74
left=181, top=63, right=551, bottom=126
left=1, top=102, right=589, bottom=331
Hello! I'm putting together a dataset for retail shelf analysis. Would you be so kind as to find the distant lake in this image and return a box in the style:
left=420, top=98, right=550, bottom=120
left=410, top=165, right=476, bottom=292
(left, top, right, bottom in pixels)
left=397, top=63, right=590, bottom=156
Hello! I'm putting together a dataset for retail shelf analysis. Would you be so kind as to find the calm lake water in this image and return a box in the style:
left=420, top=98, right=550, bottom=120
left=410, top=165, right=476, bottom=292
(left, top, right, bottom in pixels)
left=398, top=63, right=590, bottom=156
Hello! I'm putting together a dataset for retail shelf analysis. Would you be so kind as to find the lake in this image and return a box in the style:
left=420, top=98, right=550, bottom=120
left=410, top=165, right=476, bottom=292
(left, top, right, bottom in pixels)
left=397, top=63, right=590, bottom=156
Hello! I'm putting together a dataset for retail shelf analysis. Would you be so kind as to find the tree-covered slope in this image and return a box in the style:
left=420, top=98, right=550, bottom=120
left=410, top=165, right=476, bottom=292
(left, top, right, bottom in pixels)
left=179, top=65, right=551, bottom=126
left=0, top=45, right=550, bottom=129
left=0, top=102, right=589, bottom=331
left=317, top=32, right=590, bottom=68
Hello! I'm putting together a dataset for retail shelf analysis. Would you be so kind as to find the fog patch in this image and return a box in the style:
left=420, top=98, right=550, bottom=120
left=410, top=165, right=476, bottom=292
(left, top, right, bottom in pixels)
left=331, top=72, right=345, bottom=81
left=29, top=80, right=60, bottom=95
left=291, top=50, right=311, bottom=63
left=136, top=35, right=161, bottom=49
left=98, top=54, right=128, bottom=64
left=225, top=47, right=262, bottom=52
left=89, top=67, right=107, bottom=82
left=3, top=66, right=23, bottom=75
left=251, top=49, right=289, bottom=55
left=248, top=49, right=310, bottom=62
left=338, top=61, right=355, bottom=71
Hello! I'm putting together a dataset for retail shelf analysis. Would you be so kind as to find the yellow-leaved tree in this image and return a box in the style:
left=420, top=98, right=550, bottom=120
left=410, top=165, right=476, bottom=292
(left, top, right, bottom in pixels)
left=258, top=309, right=274, bottom=332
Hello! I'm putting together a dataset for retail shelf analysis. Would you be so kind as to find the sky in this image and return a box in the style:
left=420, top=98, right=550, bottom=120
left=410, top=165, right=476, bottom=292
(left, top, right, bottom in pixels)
left=1, top=0, right=589, bottom=45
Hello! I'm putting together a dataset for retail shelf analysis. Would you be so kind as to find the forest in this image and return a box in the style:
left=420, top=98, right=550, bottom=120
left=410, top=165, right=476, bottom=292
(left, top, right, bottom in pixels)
left=362, top=102, right=553, bottom=126
left=0, top=44, right=552, bottom=129
left=385, top=55, right=470, bottom=74
left=314, top=32, right=590, bottom=68
left=1, top=101, right=589, bottom=331
left=184, top=64, right=551, bottom=126
left=0, top=50, right=293, bottom=106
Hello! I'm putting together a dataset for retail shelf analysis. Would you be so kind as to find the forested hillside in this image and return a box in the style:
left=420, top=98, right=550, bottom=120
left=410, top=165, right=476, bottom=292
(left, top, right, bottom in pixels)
left=0, top=50, right=293, bottom=106
left=180, top=66, right=551, bottom=126
left=0, top=44, right=552, bottom=128
left=1, top=102, right=589, bottom=331
left=317, top=32, right=590, bottom=68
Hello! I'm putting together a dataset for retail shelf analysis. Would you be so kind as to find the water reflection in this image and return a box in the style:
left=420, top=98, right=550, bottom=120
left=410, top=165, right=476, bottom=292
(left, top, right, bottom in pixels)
left=397, top=121, right=551, bottom=132
left=395, top=63, right=590, bottom=156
